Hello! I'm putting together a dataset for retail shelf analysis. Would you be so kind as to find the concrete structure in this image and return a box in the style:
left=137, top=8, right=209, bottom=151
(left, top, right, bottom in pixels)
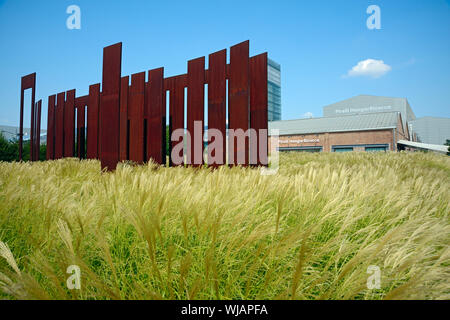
left=323, top=94, right=415, bottom=129
left=268, top=58, right=281, bottom=121
left=397, top=140, right=448, bottom=154
left=269, top=112, right=409, bottom=152
left=0, top=125, right=46, bottom=144
left=408, top=117, right=450, bottom=145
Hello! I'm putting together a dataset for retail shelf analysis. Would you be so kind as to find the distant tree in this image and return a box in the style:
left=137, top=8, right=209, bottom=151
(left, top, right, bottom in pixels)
left=0, top=133, right=17, bottom=161
left=0, top=133, right=46, bottom=162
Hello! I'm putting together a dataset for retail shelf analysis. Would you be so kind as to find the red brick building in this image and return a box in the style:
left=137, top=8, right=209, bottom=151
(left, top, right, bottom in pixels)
left=268, top=112, right=411, bottom=152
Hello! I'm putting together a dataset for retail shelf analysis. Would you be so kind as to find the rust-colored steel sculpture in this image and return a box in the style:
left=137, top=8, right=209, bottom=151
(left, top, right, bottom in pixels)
left=167, top=75, right=186, bottom=166
left=228, top=41, right=250, bottom=166
left=75, top=95, right=88, bottom=159
left=19, top=73, right=36, bottom=161
left=32, top=101, right=37, bottom=160
left=87, top=84, right=100, bottom=160
left=119, top=76, right=129, bottom=161
left=208, top=49, right=227, bottom=167
left=46, top=95, right=56, bottom=160
left=54, top=92, right=65, bottom=159
left=100, top=43, right=122, bottom=171
left=187, top=57, right=205, bottom=167
left=250, top=53, right=268, bottom=166
left=34, top=100, right=42, bottom=160
left=128, top=72, right=145, bottom=163
left=147, top=68, right=165, bottom=165
left=64, top=89, right=76, bottom=158
left=20, top=40, right=268, bottom=171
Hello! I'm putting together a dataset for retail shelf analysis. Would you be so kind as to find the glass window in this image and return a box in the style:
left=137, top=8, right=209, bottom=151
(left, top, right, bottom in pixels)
left=333, top=147, right=353, bottom=152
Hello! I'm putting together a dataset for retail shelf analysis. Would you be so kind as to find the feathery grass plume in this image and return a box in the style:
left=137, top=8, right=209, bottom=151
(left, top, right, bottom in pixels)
left=0, top=241, right=21, bottom=275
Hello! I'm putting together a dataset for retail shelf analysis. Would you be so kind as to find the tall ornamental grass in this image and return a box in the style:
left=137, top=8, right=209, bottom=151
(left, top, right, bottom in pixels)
left=0, top=152, right=448, bottom=299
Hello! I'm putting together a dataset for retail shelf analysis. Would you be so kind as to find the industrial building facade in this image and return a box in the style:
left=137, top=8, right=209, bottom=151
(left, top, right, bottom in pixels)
left=269, top=111, right=409, bottom=152
left=268, top=94, right=449, bottom=153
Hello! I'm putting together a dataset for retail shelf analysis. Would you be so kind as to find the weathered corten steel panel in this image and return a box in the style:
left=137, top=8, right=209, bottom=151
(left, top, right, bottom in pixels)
left=64, top=89, right=76, bottom=157
left=228, top=41, right=250, bottom=166
left=19, top=73, right=36, bottom=161
left=100, top=42, right=122, bottom=171
left=77, top=106, right=86, bottom=159
left=144, top=81, right=149, bottom=119
left=187, top=57, right=205, bottom=166
left=34, top=102, right=39, bottom=160
left=119, top=76, right=129, bottom=161
left=80, top=112, right=86, bottom=159
left=35, top=100, right=42, bottom=160
left=31, top=102, right=36, bottom=161
left=128, top=72, right=145, bottom=163
left=75, top=96, right=88, bottom=159
left=46, top=95, right=56, bottom=160
left=208, top=49, right=227, bottom=167
left=75, top=95, right=89, bottom=108
left=147, top=68, right=165, bottom=165
left=87, top=83, right=100, bottom=159
left=250, top=53, right=268, bottom=166
left=169, top=75, right=186, bottom=166
left=54, top=92, right=65, bottom=159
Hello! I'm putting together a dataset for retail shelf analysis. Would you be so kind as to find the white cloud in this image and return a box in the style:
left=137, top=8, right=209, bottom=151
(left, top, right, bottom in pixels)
left=345, top=59, right=391, bottom=78
left=302, top=112, right=314, bottom=118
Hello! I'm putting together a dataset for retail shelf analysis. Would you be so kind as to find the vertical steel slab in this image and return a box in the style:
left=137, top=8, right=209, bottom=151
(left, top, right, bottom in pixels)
left=187, top=57, right=205, bottom=166
left=169, top=75, right=186, bottom=166
left=80, top=107, right=86, bottom=159
left=228, top=41, right=250, bottom=166
left=46, top=95, right=56, bottom=160
left=31, top=102, right=36, bottom=161
left=128, top=72, right=145, bottom=163
left=54, top=92, right=65, bottom=159
left=100, top=43, right=122, bottom=171
left=119, top=76, right=129, bottom=161
left=19, top=81, right=25, bottom=160
left=30, top=74, right=36, bottom=160
left=249, top=53, right=268, bottom=166
left=64, top=89, right=76, bottom=157
left=19, top=73, right=36, bottom=161
left=147, top=68, right=165, bottom=165
left=78, top=106, right=86, bottom=159
left=208, top=49, right=227, bottom=167
left=87, top=83, right=100, bottom=159
left=35, top=100, right=42, bottom=160
left=76, top=97, right=88, bottom=159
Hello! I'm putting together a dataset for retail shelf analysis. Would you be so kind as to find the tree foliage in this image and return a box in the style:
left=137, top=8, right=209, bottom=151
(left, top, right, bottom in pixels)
left=0, top=133, right=46, bottom=162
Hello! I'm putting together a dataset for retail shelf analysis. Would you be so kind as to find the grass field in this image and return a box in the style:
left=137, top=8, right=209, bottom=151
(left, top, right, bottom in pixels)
left=0, top=152, right=449, bottom=300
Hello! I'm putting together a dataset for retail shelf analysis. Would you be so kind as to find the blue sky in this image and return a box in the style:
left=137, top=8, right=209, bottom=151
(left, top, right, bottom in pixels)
left=0, top=0, right=449, bottom=129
